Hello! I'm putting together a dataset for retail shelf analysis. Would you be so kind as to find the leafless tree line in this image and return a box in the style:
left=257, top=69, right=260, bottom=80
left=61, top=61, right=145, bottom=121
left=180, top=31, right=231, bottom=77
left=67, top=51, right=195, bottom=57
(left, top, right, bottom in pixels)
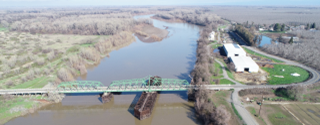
left=194, top=88, right=231, bottom=125
left=261, top=31, right=320, bottom=70
left=155, top=9, right=222, bottom=26
left=239, top=82, right=320, bottom=102
left=0, top=8, right=157, bottom=35
left=191, top=26, right=218, bottom=85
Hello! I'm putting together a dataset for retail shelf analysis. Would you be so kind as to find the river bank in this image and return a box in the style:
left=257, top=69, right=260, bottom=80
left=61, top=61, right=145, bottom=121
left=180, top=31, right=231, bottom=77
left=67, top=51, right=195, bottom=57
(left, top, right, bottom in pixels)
left=5, top=14, right=202, bottom=125
left=134, top=24, right=169, bottom=43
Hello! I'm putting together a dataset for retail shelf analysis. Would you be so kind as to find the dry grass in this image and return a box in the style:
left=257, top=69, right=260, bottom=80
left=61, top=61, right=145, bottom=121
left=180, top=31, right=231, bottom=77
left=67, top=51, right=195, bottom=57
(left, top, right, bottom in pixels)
left=286, top=104, right=320, bottom=125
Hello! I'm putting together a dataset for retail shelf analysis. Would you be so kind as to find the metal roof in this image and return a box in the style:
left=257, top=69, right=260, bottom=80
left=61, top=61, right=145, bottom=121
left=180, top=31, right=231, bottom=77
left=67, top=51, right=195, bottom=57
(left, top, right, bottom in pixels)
left=223, top=43, right=246, bottom=55
left=230, top=56, right=259, bottom=69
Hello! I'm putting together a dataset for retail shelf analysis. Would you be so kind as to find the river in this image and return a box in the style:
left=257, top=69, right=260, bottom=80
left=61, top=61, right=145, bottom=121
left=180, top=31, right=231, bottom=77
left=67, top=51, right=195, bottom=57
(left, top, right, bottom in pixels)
left=5, top=15, right=202, bottom=125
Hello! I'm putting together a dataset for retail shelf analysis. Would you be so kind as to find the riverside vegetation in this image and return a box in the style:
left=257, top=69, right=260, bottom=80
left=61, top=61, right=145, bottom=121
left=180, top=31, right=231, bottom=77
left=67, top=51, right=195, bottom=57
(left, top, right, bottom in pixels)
left=0, top=7, right=170, bottom=124
left=155, top=9, right=244, bottom=125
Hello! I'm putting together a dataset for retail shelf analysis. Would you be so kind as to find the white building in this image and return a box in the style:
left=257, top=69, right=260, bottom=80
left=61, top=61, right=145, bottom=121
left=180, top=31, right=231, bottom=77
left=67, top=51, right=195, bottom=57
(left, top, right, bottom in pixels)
left=223, top=43, right=246, bottom=57
left=230, top=56, right=259, bottom=73
left=208, top=31, right=215, bottom=41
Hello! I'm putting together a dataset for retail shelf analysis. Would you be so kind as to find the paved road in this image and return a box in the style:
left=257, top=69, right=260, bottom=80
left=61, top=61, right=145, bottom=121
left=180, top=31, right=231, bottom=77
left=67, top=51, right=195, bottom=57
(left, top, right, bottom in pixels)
left=243, top=46, right=320, bottom=85
left=214, top=59, right=243, bottom=86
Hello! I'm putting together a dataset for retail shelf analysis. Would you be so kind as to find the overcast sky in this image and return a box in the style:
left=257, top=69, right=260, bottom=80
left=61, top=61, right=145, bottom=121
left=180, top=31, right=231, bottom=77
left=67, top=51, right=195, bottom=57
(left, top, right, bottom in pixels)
left=1, top=0, right=320, bottom=7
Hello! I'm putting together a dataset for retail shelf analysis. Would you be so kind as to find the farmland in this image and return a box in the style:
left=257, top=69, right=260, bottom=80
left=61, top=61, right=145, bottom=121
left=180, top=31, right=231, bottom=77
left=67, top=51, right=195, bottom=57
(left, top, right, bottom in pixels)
left=286, top=104, right=320, bottom=125
left=211, top=6, right=320, bottom=26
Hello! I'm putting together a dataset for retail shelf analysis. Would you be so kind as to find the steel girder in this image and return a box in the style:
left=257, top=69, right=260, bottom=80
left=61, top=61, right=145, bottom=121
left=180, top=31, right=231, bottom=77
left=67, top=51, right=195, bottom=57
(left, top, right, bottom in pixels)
left=56, top=75, right=190, bottom=93
left=57, top=81, right=104, bottom=91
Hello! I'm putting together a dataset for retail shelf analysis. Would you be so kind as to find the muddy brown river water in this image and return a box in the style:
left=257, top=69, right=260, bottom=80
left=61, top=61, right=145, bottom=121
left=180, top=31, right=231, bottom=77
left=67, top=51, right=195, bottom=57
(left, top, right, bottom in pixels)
left=5, top=15, right=201, bottom=125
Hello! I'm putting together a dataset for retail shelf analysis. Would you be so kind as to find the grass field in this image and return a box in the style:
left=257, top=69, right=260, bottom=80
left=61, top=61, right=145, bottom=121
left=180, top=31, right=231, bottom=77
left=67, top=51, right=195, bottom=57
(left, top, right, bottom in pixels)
left=211, top=62, right=224, bottom=80
left=231, top=102, right=243, bottom=120
left=246, top=106, right=268, bottom=125
left=0, top=27, right=7, bottom=31
left=219, top=79, right=235, bottom=85
left=218, top=59, right=235, bottom=80
left=266, top=105, right=300, bottom=125
left=262, top=64, right=309, bottom=85
left=260, top=31, right=286, bottom=34
left=243, top=48, right=283, bottom=63
left=212, top=44, right=222, bottom=49
left=0, top=96, right=43, bottom=124
left=209, top=91, right=241, bottom=125
left=286, top=104, right=320, bottom=125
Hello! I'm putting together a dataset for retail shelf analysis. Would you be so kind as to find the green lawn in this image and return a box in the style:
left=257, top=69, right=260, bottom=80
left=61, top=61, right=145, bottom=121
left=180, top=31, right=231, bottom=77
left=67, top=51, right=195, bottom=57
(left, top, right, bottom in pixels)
left=212, top=44, right=222, bottom=49
left=0, top=27, right=7, bottom=31
left=262, top=64, right=309, bottom=85
left=243, top=48, right=283, bottom=63
left=218, top=25, right=227, bottom=30
left=11, top=76, right=51, bottom=89
left=260, top=31, right=285, bottom=34
left=218, top=59, right=235, bottom=80
left=219, top=79, right=235, bottom=85
left=0, top=97, right=39, bottom=124
left=231, top=102, right=243, bottom=120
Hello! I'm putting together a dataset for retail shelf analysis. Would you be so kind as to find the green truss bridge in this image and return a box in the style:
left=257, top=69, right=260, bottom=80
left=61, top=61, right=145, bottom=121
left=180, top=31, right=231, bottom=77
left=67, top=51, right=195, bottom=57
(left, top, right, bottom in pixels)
left=56, top=75, right=190, bottom=93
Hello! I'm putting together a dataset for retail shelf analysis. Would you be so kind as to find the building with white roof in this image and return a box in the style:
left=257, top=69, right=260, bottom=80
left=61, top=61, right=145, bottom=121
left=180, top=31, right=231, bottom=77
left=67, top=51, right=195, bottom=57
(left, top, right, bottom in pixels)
left=223, top=43, right=246, bottom=57
left=230, top=56, right=259, bottom=73
left=208, top=31, right=215, bottom=41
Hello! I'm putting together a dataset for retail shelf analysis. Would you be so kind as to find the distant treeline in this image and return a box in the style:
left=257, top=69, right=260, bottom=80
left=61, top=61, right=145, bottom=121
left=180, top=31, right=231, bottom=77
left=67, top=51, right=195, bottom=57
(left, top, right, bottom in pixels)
left=0, top=8, right=154, bottom=35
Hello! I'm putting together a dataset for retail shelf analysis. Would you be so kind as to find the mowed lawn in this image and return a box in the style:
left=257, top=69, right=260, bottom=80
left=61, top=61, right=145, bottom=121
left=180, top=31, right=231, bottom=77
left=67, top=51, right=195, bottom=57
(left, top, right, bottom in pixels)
left=286, top=104, right=320, bottom=125
left=262, top=64, right=309, bottom=85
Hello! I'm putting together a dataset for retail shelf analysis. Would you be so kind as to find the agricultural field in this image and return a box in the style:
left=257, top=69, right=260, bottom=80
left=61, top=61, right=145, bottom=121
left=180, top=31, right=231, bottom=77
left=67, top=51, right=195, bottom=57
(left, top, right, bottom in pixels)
left=285, top=104, right=320, bottom=125
left=262, top=64, right=309, bottom=85
left=0, top=31, right=110, bottom=89
left=246, top=104, right=300, bottom=125
left=211, top=6, right=320, bottom=26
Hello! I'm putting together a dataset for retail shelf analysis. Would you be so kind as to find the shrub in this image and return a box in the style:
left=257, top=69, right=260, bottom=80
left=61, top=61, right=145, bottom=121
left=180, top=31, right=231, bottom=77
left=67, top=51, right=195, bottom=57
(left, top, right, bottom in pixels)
left=17, top=55, right=29, bottom=64
left=5, top=80, right=14, bottom=88
left=43, top=68, right=50, bottom=75
left=26, top=69, right=35, bottom=80
left=57, top=68, right=73, bottom=82
left=21, top=76, right=28, bottom=82
left=47, top=51, right=55, bottom=60
left=79, top=48, right=100, bottom=62
left=36, top=58, right=45, bottom=65
left=7, top=56, right=17, bottom=68
left=34, top=68, right=41, bottom=75
left=2, top=64, right=11, bottom=73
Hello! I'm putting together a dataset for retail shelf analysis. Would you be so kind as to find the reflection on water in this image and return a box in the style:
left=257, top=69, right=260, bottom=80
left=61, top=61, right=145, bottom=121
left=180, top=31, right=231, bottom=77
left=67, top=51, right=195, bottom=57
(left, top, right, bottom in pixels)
left=6, top=15, right=201, bottom=125
left=259, top=36, right=278, bottom=47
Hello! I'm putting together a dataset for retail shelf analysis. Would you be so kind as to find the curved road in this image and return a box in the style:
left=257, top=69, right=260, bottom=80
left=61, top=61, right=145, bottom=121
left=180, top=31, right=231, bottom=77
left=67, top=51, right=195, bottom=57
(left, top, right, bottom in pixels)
left=209, top=29, right=320, bottom=125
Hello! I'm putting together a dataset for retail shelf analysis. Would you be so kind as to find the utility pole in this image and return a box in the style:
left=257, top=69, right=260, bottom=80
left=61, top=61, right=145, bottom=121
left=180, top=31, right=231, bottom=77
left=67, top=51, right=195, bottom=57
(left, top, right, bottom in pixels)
left=259, top=95, right=263, bottom=116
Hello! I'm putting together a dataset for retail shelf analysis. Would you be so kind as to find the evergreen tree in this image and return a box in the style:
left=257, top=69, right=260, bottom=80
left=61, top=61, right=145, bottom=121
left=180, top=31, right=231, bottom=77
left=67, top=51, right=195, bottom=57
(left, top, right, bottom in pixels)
left=281, top=24, right=286, bottom=31
left=306, top=23, right=310, bottom=30
left=289, top=37, right=294, bottom=44
left=274, top=23, right=281, bottom=32
left=279, top=34, right=283, bottom=43
left=246, top=21, right=249, bottom=28
left=311, top=22, right=316, bottom=29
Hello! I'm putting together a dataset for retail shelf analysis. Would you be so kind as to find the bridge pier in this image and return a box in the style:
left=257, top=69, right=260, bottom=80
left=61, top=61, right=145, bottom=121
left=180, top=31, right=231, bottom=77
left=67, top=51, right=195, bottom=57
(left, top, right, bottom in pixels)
left=134, top=92, right=157, bottom=120
left=100, top=92, right=113, bottom=103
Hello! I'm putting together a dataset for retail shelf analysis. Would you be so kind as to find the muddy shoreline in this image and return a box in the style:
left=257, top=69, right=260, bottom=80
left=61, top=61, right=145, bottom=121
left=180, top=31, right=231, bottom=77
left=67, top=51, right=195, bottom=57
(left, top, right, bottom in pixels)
left=134, top=24, right=169, bottom=43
